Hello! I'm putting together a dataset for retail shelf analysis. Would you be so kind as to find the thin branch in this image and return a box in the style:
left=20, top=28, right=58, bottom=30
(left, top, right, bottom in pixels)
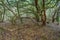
left=1, top=1, right=17, bottom=16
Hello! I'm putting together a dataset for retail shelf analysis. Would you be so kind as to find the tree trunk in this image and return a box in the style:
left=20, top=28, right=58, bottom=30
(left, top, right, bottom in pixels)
left=42, top=0, right=46, bottom=25
left=52, top=13, right=56, bottom=23
left=16, top=1, right=22, bottom=23
left=2, top=5, right=5, bottom=22
left=35, top=0, right=40, bottom=22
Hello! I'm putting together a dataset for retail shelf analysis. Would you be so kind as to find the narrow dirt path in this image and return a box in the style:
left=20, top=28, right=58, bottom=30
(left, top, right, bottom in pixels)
left=46, top=22, right=60, bottom=31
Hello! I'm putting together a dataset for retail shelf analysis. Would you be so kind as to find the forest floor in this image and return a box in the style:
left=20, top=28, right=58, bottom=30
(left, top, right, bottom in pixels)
left=0, top=19, right=60, bottom=40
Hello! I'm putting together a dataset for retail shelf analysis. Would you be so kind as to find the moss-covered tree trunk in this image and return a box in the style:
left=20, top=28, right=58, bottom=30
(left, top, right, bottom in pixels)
left=16, top=1, right=22, bottom=23
left=2, top=5, right=5, bottom=22
left=35, top=0, right=40, bottom=22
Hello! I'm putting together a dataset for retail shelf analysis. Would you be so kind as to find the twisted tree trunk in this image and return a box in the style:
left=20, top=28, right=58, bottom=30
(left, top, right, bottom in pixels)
left=42, top=0, right=46, bottom=25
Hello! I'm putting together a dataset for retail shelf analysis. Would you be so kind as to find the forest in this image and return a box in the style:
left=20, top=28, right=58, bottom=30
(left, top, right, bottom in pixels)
left=0, top=0, right=60, bottom=40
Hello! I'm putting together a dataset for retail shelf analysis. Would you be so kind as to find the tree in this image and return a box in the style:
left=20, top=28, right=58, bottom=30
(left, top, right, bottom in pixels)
left=34, top=0, right=40, bottom=22
left=41, top=0, right=46, bottom=25
left=52, top=0, right=60, bottom=23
